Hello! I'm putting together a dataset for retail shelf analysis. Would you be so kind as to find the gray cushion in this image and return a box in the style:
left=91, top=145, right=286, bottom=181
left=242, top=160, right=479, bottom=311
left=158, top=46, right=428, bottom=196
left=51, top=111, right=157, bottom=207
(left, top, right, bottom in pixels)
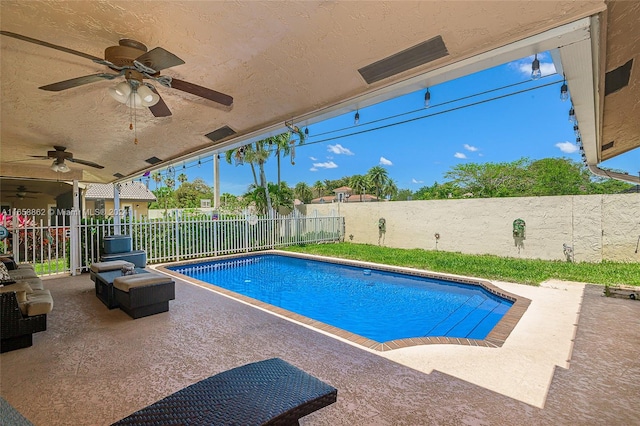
left=8, top=268, right=38, bottom=280
left=90, top=260, right=135, bottom=273
left=25, top=289, right=54, bottom=316
left=113, top=274, right=173, bottom=292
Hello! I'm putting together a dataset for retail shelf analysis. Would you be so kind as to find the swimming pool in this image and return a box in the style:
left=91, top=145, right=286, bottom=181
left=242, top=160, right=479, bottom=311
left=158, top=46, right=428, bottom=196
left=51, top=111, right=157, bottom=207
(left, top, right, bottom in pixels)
left=166, top=253, right=526, bottom=350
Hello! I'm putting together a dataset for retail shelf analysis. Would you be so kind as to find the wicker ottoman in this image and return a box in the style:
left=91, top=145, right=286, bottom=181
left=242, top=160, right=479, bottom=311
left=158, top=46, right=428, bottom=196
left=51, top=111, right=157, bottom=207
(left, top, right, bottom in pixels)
left=113, top=274, right=175, bottom=319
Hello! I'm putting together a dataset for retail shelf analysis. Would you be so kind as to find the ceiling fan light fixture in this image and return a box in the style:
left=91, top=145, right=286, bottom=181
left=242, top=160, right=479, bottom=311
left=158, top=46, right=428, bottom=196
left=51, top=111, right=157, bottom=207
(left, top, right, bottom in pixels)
left=137, top=84, right=160, bottom=106
left=126, top=91, right=146, bottom=109
left=51, top=160, right=70, bottom=173
left=109, top=81, right=132, bottom=103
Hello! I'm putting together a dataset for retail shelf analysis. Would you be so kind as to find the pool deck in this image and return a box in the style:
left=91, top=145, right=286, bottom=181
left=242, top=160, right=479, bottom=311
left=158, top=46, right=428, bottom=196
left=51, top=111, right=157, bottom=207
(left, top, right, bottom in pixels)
left=1, top=264, right=638, bottom=425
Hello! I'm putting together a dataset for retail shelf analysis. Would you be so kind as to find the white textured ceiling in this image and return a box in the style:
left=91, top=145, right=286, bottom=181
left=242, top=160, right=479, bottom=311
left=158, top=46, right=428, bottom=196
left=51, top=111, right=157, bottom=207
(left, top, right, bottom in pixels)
left=0, top=0, right=635, bottom=187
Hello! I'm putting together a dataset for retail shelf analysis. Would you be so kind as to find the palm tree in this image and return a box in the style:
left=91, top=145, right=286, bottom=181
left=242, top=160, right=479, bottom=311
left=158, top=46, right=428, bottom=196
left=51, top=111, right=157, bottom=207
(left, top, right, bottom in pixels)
left=272, top=128, right=306, bottom=186
left=225, top=142, right=272, bottom=214
left=366, top=166, right=390, bottom=200
left=294, top=182, right=313, bottom=204
left=382, top=179, right=399, bottom=200
left=151, top=172, right=162, bottom=190
left=349, top=174, right=368, bottom=202
left=313, top=180, right=325, bottom=198
left=253, top=140, right=273, bottom=214
left=225, top=145, right=259, bottom=187
left=177, top=173, right=188, bottom=187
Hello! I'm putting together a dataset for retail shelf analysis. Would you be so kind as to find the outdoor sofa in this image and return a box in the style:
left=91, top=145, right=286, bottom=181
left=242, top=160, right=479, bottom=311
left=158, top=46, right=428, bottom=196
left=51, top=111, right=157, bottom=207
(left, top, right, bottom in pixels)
left=0, top=258, right=53, bottom=353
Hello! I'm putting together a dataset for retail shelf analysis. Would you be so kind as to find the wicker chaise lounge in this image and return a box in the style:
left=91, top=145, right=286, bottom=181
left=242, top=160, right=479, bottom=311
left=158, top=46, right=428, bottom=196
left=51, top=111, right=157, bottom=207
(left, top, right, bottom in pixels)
left=112, top=358, right=337, bottom=425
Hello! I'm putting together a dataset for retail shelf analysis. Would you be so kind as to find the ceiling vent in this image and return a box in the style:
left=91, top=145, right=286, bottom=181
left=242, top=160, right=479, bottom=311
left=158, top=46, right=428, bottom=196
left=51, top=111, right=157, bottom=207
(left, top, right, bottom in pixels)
left=113, top=173, right=124, bottom=178
left=145, top=156, right=162, bottom=165
left=605, top=59, right=633, bottom=95
left=205, top=126, right=236, bottom=143
left=601, top=141, right=614, bottom=151
left=358, top=35, right=448, bottom=84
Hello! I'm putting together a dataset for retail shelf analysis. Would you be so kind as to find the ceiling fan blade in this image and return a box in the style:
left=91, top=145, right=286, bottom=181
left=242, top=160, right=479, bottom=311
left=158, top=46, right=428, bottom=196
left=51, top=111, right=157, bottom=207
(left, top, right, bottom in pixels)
left=135, top=47, right=185, bottom=72
left=170, top=78, right=233, bottom=106
left=0, top=31, right=103, bottom=62
left=30, top=155, right=52, bottom=160
left=148, top=87, right=172, bottom=117
left=39, top=73, right=119, bottom=91
left=68, top=158, right=104, bottom=169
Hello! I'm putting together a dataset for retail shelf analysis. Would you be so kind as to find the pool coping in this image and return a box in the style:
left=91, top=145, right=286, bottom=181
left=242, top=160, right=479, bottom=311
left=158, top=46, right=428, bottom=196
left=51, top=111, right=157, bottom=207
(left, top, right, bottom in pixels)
left=156, top=250, right=531, bottom=351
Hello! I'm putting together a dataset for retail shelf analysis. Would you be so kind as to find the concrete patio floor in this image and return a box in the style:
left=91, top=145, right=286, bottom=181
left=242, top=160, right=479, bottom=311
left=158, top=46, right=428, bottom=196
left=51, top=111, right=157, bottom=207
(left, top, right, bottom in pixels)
left=1, top=269, right=638, bottom=425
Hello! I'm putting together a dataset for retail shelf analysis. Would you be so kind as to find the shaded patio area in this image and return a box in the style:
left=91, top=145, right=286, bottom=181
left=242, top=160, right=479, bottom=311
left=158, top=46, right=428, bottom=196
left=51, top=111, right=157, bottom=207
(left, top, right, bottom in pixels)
left=1, top=271, right=638, bottom=425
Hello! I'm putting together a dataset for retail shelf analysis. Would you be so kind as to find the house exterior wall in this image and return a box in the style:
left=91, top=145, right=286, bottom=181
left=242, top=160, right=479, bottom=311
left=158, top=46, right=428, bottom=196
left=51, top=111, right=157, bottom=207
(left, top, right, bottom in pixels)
left=84, top=199, right=150, bottom=218
left=299, top=194, right=640, bottom=263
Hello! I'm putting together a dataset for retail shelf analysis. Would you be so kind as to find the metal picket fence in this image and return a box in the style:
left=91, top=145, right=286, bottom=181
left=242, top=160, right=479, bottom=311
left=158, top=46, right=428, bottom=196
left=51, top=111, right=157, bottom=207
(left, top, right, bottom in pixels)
left=1, top=209, right=344, bottom=276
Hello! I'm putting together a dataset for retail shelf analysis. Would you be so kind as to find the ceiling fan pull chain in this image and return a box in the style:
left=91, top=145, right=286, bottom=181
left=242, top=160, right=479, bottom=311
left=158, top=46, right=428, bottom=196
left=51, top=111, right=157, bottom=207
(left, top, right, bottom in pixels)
left=133, top=93, right=138, bottom=145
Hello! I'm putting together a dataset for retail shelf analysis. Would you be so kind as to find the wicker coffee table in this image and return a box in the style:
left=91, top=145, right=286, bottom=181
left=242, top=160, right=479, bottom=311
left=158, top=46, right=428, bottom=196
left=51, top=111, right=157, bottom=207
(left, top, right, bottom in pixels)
left=112, top=358, right=337, bottom=425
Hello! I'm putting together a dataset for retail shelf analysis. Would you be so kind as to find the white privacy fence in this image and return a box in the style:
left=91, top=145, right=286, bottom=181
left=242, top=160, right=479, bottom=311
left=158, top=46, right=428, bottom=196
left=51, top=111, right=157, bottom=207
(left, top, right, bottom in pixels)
left=1, top=210, right=344, bottom=276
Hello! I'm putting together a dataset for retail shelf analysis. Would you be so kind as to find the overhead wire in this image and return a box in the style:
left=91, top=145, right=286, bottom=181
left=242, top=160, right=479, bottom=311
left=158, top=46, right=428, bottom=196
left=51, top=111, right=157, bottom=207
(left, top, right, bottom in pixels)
left=142, top=75, right=564, bottom=182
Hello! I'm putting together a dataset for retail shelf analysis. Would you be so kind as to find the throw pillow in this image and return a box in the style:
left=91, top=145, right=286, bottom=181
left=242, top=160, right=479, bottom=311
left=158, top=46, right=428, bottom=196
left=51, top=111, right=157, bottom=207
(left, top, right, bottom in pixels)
left=0, top=256, right=18, bottom=270
left=0, top=262, right=16, bottom=284
left=121, top=265, right=136, bottom=276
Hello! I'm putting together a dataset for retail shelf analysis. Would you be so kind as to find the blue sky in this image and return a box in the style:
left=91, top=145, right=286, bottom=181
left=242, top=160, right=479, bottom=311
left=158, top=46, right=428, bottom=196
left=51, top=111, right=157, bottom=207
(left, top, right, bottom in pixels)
left=153, top=52, right=638, bottom=195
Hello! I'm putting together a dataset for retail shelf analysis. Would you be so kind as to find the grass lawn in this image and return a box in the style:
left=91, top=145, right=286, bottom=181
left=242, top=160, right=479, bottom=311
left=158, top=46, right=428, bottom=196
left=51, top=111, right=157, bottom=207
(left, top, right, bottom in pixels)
left=32, top=258, right=67, bottom=275
left=283, top=243, right=640, bottom=286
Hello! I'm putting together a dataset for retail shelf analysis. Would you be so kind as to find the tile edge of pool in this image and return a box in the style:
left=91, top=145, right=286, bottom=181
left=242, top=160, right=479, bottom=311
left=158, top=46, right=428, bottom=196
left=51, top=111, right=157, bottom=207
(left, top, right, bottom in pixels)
left=155, top=250, right=532, bottom=351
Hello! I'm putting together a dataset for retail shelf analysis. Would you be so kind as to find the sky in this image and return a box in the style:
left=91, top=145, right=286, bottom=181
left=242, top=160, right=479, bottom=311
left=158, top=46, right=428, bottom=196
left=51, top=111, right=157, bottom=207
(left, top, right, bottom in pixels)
left=149, top=52, right=639, bottom=195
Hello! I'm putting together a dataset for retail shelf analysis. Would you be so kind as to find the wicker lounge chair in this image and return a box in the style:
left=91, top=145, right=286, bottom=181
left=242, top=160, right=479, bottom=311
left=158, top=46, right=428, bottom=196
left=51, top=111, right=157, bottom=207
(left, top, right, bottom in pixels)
left=112, top=358, right=337, bottom=425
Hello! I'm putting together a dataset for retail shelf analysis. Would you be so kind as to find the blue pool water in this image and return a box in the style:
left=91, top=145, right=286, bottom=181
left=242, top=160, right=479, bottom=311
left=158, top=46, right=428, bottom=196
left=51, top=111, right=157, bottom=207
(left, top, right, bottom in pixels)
left=169, top=254, right=513, bottom=343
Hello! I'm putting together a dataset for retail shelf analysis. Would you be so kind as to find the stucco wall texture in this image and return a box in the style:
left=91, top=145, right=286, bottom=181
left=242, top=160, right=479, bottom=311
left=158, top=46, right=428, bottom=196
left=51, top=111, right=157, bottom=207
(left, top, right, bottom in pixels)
left=300, top=194, right=640, bottom=263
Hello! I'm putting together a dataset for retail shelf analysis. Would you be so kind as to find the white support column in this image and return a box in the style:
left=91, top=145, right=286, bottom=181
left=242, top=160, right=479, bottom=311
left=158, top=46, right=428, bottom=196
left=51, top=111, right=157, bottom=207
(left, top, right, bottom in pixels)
left=113, top=183, right=122, bottom=235
left=213, top=154, right=220, bottom=210
left=69, top=180, right=81, bottom=276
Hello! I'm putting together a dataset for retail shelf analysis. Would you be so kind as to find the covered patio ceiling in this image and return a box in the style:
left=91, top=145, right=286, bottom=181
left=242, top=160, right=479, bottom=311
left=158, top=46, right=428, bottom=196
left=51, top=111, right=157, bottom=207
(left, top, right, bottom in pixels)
left=0, top=1, right=638, bottom=187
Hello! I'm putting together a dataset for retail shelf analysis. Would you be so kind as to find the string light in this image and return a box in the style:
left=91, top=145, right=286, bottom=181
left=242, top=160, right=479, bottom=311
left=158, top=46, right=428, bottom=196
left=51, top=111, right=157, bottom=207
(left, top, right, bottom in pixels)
left=294, top=78, right=563, bottom=148
left=569, top=107, right=576, bottom=123
left=424, top=88, right=431, bottom=108
left=140, top=76, right=563, bottom=181
left=560, top=75, right=569, bottom=101
left=354, top=110, right=360, bottom=125
left=531, top=54, right=541, bottom=80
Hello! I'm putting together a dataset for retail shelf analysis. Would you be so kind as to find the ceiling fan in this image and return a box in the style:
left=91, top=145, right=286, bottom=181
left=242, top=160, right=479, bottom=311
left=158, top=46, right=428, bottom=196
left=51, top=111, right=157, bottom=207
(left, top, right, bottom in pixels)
left=0, top=31, right=233, bottom=117
left=30, top=146, right=104, bottom=173
left=7, top=186, right=40, bottom=200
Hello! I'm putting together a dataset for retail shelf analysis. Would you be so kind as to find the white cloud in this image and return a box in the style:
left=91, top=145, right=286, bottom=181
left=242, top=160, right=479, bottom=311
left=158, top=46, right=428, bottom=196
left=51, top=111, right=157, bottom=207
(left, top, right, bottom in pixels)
left=327, top=144, right=354, bottom=155
left=555, top=141, right=578, bottom=154
left=379, top=156, right=393, bottom=166
left=463, top=144, right=478, bottom=152
left=411, top=178, right=424, bottom=184
left=313, top=161, right=338, bottom=169
left=310, top=167, right=318, bottom=172
left=309, top=156, right=317, bottom=161
left=454, top=152, right=467, bottom=159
